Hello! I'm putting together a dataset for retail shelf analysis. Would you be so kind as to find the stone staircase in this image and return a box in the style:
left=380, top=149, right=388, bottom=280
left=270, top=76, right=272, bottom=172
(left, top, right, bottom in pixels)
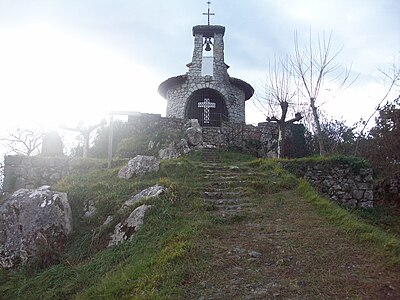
left=200, top=149, right=253, bottom=217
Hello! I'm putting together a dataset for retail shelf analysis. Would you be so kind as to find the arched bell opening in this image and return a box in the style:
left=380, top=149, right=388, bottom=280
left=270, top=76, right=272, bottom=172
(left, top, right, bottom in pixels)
left=185, top=88, right=229, bottom=127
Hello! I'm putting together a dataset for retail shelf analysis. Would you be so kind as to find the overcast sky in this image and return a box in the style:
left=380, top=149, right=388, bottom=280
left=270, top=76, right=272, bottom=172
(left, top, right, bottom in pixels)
left=0, top=0, right=399, bottom=134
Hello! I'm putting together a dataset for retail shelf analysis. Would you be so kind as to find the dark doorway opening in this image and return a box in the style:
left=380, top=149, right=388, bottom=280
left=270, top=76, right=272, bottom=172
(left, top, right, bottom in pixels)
left=185, top=88, right=228, bottom=126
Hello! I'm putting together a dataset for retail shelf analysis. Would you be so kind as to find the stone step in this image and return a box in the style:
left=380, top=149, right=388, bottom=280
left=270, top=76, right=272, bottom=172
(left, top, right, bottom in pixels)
left=201, top=173, right=241, bottom=178
left=202, top=173, right=240, bottom=178
left=202, top=177, right=242, bottom=182
left=213, top=204, right=243, bottom=212
left=198, top=151, right=258, bottom=217
left=204, top=198, right=252, bottom=205
left=204, top=191, right=243, bottom=199
left=202, top=168, right=240, bottom=174
left=203, top=168, right=223, bottom=171
left=213, top=210, right=245, bottom=217
left=201, top=168, right=228, bottom=172
left=204, top=198, right=241, bottom=205
left=202, top=179, right=243, bottom=185
left=201, top=163, right=225, bottom=166
left=204, top=184, right=237, bottom=190
left=204, top=186, right=243, bottom=192
left=206, top=181, right=248, bottom=187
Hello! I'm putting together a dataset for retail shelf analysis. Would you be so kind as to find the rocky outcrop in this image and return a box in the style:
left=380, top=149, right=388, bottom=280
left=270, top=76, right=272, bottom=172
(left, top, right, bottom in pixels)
left=118, top=155, right=160, bottom=179
left=122, top=184, right=165, bottom=208
left=83, top=199, right=97, bottom=218
left=185, top=119, right=203, bottom=146
left=108, top=204, right=151, bottom=247
left=158, top=119, right=203, bottom=160
left=0, top=186, right=72, bottom=268
left=159, top=139, right=191, bottom=160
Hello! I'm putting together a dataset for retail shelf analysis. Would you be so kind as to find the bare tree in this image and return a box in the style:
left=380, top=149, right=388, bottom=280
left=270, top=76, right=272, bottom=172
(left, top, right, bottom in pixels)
left=354, top=58, right=400, bottom=155
left=1, top=128, right=43, bottom=156
left=60, top=121, right=105, bottom=158
left=254, top=56, right=302, bottom=158
left=292, top=30, right=355, bottom=155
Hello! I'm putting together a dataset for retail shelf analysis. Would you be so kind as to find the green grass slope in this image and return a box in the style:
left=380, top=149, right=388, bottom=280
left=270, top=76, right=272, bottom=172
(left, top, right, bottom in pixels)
left=0, top=150, right=399, bottom=299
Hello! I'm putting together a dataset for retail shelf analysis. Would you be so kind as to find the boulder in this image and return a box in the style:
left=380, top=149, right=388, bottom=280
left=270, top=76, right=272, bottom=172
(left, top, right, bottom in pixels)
left=118, top=155, right=160, bottom=179
left=148, top=140, right=155, bottom=150
left=186, top=119, right=203, bottom=146
left=159, top=139, right=191, bottom=160
left=108, top=204, right=151, bottom=247
left=103, top=215, right=114, bottom=226
left=0, top=186, right=72, bottom=268
left=122, top=184, right=165, bottom=208
left=83, top=199, right=97, bottom=218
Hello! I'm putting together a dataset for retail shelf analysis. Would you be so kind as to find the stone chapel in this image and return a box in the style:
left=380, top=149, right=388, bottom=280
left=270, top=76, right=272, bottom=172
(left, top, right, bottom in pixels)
left=158, top=11, right=254, bottom=127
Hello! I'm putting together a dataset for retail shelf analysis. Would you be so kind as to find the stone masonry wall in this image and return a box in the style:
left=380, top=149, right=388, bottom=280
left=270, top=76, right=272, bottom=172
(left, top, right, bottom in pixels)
left=127, top=113, right=279, bottom=158
left=3, top=156, right=104, bottom=193
left=127, top=113, right=189, bottom=136
left=374, top=173, right=400, bottom=208
left=282, top=161, right=374, bottom=208
left=201, top=121, right=279, bottom=157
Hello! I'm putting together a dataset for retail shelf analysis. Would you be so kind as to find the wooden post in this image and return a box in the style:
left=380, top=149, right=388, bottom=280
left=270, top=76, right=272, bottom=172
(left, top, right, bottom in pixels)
left=107, top=113, right=114, bottom=168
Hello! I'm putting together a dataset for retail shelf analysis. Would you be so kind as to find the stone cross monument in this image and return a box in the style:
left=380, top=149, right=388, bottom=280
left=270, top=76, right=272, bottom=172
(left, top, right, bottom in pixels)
left=158, top=3, right=254, bottom=127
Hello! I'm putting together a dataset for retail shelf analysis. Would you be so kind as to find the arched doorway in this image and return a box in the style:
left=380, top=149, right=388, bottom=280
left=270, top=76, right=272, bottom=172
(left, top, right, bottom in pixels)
left=185, top=88, right=228, bottom=126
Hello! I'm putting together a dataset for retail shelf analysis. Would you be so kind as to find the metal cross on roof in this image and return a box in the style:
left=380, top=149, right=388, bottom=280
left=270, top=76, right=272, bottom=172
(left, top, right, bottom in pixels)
left=202, top=1, right=215, bottom=26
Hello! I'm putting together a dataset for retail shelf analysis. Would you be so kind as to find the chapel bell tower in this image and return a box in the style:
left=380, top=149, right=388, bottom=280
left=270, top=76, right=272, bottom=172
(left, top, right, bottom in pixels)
left=158, top=2, right=254, bottom=126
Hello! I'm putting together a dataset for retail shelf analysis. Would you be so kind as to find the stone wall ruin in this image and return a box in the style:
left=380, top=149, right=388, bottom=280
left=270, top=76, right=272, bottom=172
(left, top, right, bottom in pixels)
left=281, top=160, right=374, bottom=208
left=3, top=155, right=103, bottom=193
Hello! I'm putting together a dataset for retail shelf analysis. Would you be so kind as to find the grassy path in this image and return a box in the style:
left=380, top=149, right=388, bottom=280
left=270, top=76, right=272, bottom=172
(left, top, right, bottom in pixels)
left=184, top=150, right=400, bottom=299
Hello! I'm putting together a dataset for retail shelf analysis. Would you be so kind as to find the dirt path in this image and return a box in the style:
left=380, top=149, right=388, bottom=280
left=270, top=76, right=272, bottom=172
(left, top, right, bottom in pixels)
left=184, top=150, right=400, bottom=299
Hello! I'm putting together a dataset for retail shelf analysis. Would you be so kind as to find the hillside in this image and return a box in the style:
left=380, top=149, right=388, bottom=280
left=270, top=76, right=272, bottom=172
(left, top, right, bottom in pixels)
left=1, top=150, right=400, bottom=299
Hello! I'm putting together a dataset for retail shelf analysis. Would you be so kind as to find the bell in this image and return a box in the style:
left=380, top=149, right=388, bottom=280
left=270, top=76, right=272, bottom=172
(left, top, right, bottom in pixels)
left=205, top=41, right=212, bottom=52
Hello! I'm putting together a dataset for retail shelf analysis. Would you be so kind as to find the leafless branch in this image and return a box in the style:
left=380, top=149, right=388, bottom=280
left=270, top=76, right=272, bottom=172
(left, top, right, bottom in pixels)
left=60, top=121, right=105, bottom=158
left=292, top=29, right=358, bottom=155
left=253, top=54, right=303, bottom=157
left=354, top=58, right=400, bottom=155
left=0, top=128, right=43, bottom=156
